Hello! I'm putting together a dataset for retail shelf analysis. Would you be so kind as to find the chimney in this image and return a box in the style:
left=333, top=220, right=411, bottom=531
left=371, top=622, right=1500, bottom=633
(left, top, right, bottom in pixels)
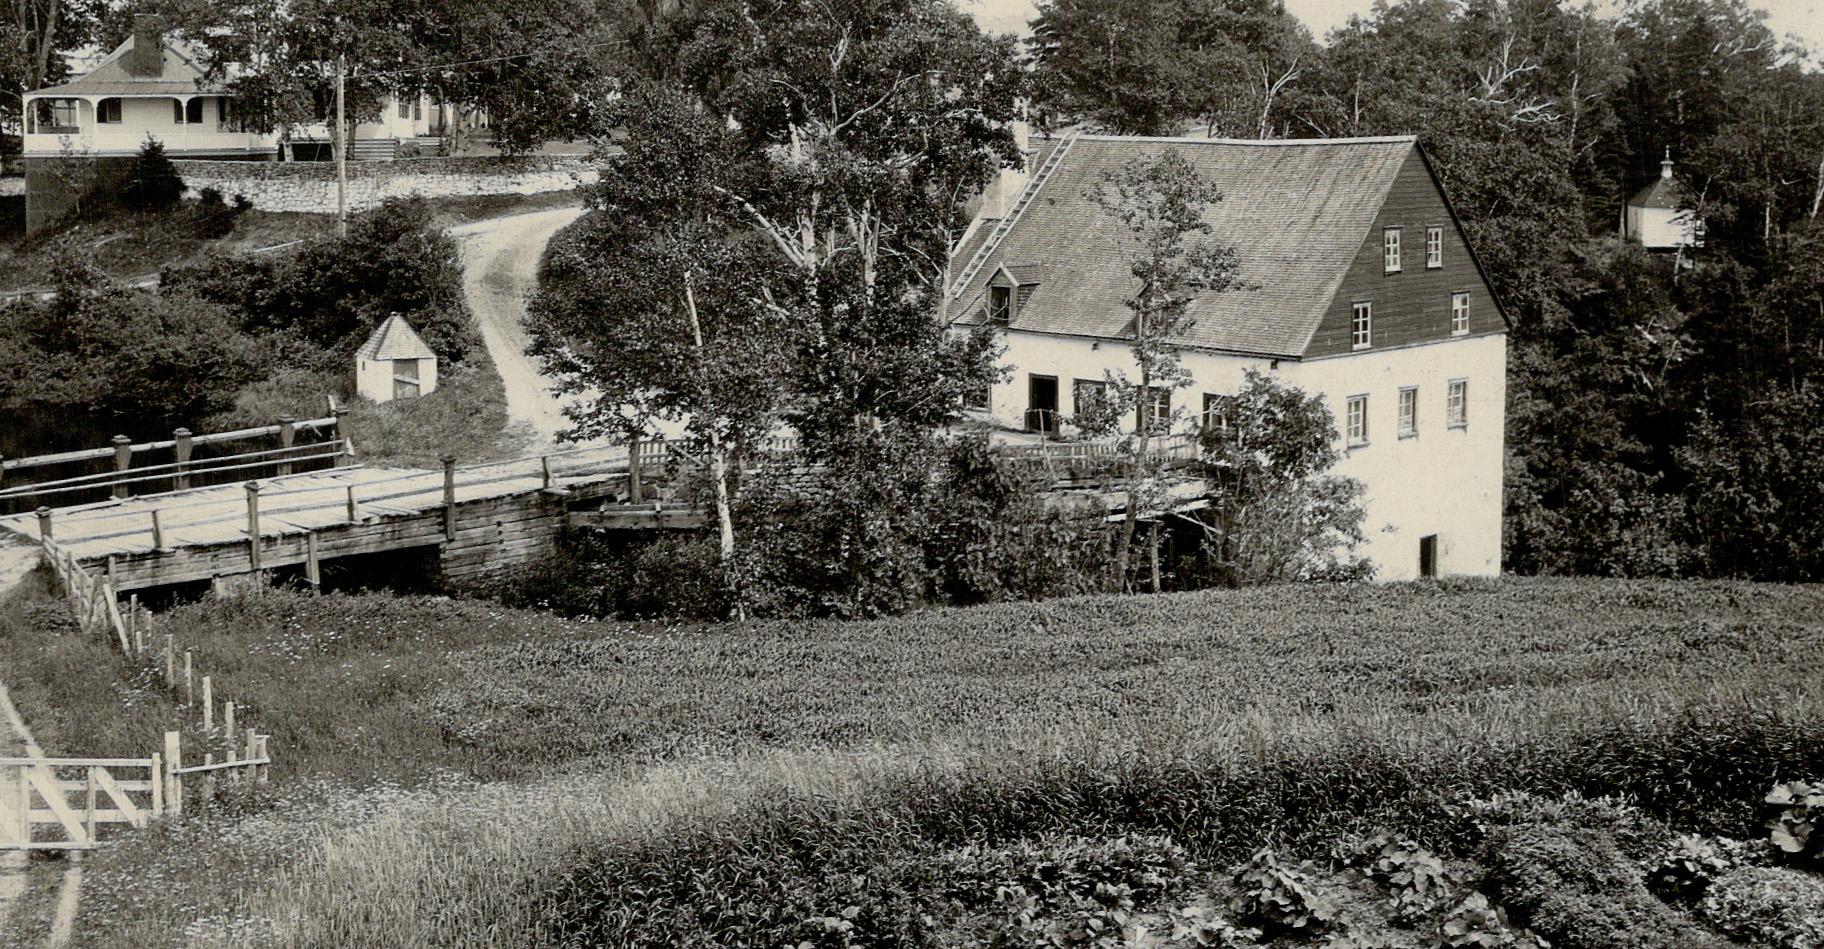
left=1661, top=148, right=1675, bottom=180
left=125, top=15, right=163, bottom=78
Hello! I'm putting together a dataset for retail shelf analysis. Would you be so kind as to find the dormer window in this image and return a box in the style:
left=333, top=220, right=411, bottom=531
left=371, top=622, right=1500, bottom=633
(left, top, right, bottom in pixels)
left=989, top=285, right=1012, bottom=322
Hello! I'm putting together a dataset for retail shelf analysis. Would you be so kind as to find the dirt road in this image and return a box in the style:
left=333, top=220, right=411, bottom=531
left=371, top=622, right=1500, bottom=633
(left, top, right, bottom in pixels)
left=452, top=207, right=589, bottom=450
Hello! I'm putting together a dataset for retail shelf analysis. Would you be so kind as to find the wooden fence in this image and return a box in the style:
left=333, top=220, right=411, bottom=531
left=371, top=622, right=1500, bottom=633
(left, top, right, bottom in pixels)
left=30, top=534, right=274, bottom=824
left=0, top=731, right=269, bottom=850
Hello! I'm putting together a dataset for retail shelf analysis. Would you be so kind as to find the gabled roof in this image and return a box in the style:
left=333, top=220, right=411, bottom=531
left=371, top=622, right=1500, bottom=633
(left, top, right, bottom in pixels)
left=951, top=134, right=1419, bottom=358
left=30, top=35, right=219, bottom=98
left=357, top=315, right=436, bottom=361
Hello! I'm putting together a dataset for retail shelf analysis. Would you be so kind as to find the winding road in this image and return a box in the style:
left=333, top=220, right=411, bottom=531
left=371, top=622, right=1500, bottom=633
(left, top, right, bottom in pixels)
left=451, top=207, right=590, bottom=450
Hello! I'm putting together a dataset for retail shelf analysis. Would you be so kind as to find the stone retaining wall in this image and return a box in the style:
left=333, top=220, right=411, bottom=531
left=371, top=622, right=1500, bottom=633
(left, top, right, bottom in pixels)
left=170, top=156, right=598, bottom=213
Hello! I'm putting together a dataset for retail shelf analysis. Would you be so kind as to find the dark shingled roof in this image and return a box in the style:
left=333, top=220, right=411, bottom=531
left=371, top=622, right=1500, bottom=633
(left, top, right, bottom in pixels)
left=31, top=35, right=219, bottom=97
left=952, top=134, right=1418, bottom=358
left=1628, top=174, right=1686, bottom=211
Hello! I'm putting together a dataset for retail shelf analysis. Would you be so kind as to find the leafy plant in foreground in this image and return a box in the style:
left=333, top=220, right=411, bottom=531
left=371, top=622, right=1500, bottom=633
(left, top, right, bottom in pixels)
left=1764, top=780, right=1821, bottom=861
left=1229, top=848, right=1338, bottom=934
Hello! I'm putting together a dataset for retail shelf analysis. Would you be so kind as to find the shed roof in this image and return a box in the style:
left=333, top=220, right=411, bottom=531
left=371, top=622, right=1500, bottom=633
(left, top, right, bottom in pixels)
left=30, top=35, right=220, bottom=98
left=952, top=134, right=1418, bottom=358
left=357, top=315, right=436, bottom=362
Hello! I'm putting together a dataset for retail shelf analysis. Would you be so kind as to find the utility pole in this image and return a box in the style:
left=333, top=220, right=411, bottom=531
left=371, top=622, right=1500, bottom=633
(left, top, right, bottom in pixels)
left=335, top=54, right=347, bottom=237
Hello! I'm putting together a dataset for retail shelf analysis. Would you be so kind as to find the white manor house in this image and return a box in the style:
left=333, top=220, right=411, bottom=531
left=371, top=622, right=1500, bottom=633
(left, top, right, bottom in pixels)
left=951, top=133, right=1508, bottom=581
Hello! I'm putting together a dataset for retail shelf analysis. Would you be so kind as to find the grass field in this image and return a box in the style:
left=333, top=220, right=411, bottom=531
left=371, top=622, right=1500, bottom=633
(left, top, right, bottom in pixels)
left=0, top=576, right=1820, bottom=944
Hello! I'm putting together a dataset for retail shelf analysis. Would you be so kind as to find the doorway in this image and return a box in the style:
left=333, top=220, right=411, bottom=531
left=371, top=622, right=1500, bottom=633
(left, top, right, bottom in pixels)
left=1419, top=534, right=1439, bottom=579
left=1027, top=374, right=1059, bottom=435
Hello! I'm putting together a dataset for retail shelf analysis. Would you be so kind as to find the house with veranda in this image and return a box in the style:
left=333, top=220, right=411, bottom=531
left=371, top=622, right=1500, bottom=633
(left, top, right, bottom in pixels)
left=950, top=133, right=1508, bottom=580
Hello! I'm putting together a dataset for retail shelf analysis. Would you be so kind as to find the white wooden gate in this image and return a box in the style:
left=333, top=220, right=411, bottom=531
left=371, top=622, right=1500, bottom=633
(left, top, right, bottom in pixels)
left=0, top=757, right=162, bottom=851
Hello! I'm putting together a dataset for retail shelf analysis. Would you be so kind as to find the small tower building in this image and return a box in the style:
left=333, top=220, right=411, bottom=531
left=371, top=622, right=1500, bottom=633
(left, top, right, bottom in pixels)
left=1625, top=151, right=1703, bottom=250
left=355, top=315, right=438, bottom=403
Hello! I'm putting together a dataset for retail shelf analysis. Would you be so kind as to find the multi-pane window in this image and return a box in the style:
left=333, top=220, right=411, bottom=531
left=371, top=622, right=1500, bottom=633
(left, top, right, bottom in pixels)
left=1383, top=227, right=1402, bottom=273
left=1202, top=393, right=1235, bottom=435
left=1447, top=380, right=1468, bottom=428
left=1426, top=226, right=1443, bottom=268
left=38, top=98, right=79, bottom=130
left=1346, top=395, right=1369, bottom=447
left=97, top=98, right=122, bottom=124
left=1352, top=301, right=1373, bottom=350
left=1137, top=386, right=1171, bottom=434
left=1451, top=292, right=1470, bottom=336
left=1398, top=387, right=1418, bottom=437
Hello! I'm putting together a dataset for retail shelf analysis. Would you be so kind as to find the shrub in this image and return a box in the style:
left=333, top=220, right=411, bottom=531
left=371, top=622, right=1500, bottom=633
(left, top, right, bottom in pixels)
left=120, top=137, right=185, bottom=211
left=1229, top=849, right=1338, bottom=934
left=1764, top=779, right=1821, bottom=863
left=1477, top=823, right=1718, bottom=949
left=1644, top=833, right=1758, bottom=904
left=180, top=186, right=245, bottom=239
left=1697, top=866, right=1824, bottom=948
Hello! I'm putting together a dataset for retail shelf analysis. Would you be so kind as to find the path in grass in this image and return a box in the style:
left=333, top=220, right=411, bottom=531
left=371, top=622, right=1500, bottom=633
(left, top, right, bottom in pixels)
left=452, top=207, right=589, bottom=450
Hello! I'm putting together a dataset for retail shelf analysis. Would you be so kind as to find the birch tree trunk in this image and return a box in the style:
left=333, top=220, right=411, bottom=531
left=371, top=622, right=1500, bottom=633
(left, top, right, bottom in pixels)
left=683, top=272, right=737, bottom=559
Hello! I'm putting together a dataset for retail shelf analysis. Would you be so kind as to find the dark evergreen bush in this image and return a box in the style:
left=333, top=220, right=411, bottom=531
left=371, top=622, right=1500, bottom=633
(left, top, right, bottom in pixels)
left=120, top=138, right=186, bottom=211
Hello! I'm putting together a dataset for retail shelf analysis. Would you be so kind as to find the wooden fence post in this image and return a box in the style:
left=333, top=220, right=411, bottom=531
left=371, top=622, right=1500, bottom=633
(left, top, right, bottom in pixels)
left=345, top=485, right=357, bottom=523
left=277, top=415, right=296, bottom=477
left=541, top=455, right=552, bottom=490
left=305, top=531, right=321, bottom=589
left=112, top=435, right=132, bottom=500
left=173, top=428, right=193, bottom=491
left=243, top=731, right=259, bottom=783
left=85, top=767, right=97, bottom=840
left=441, top=454, right=457, bottom=542
left=255, top=734, right=269, bottom=784
left=332, top=406, right=349, bottom=467
left=34, top=506, right=51, bottom=540
left=202, top=676, right=213, bottom=731
left=164, top=633, right=174, bottom=684
left=150, top=509, right=164, bottom=550
left=245, top=482, right=262, bottom=572
left=14, top=764, right=27, bottom=844
left=628, top=438, right=643, bottom=502
left=149, top=752, right=163, bottom=817
left=183, top=650, right=194, bottom=706
left=164, top=730, right=182, bottom=817
left=223, top=700, right=235, bottom=746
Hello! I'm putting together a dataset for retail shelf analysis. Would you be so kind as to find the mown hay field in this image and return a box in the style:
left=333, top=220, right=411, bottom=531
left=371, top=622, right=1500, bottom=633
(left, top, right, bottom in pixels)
left=0, top=576, right=1820, bottom=945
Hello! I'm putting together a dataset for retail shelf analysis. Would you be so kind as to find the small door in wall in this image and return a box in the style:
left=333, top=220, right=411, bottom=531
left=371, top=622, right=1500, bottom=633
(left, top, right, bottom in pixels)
left=1419, top=534, right=1439, bottom=579
left=394, top=358, right=422, bottom=400
left=1027, top=374, right=1059, bottom=435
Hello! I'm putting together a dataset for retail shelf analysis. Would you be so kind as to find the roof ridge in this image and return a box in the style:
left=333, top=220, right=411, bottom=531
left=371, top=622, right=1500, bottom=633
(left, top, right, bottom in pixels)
left=1076, top=133, right=1419, bottom=147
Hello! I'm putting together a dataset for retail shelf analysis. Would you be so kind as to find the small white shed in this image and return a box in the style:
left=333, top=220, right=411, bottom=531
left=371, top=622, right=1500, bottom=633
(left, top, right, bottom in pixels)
left=1624, top=152, right=1703, bottom=251
left=355, top=315, right=438, bottom=403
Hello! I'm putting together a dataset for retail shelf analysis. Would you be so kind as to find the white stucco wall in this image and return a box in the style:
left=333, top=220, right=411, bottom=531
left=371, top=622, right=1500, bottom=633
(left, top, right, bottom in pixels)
left=1625, top=205, right=1697, bottom=250
left=990, top=329, right=1506, bottom=580
left=356, top=355, right=439, bottom=403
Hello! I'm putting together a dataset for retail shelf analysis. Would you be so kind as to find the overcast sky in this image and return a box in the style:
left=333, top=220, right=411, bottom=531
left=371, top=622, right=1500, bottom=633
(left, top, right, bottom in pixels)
left=955, top=0, right=1824, bottom=57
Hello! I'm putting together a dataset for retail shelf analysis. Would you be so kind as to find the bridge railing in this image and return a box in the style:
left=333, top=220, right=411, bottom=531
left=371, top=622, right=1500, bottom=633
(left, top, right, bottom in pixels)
left=0, top=413, right=349, bottom=513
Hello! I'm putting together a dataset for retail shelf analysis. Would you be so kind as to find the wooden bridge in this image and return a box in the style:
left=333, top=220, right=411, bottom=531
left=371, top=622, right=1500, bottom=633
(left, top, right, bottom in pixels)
left=0, top=422, right=1204, bottom=596
left=0, top=440, right=706, bottom=594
